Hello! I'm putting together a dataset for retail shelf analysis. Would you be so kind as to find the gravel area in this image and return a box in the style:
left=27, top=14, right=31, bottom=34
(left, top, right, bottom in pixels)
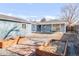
left=0, top=48, right=19, bottom=56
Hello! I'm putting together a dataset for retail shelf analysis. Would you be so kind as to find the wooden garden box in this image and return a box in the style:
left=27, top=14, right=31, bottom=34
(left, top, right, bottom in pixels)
left=36, top=40, right=68, bottom=56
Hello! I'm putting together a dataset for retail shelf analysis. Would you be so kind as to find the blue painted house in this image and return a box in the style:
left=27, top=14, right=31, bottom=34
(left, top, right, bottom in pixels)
left=31, top=19, right=67, bottom=33
left=0, top=14, right=31, bottom=39
left=0, top=14, right=67, bottom=40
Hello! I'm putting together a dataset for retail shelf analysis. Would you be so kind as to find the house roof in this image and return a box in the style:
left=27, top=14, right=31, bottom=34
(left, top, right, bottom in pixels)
left=0, top=14, right=30, bottom=24
left=31, top=19, right=67, bottom=25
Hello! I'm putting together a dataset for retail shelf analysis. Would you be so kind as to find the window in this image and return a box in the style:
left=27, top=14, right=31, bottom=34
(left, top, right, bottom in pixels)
left=42, top=25, right=51, bottom=32
left=37, top=25, right=41, bottom=32
left=22, top=24, right=26, bottom=29
left=53, top=24, right=60, bottom=32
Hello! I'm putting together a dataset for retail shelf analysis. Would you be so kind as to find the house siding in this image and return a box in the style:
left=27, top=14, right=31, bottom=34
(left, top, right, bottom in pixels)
left=0, top=21, right=31, bottom=39
left=75, top=25, right=79, bottom=33
left=26, top=24, right=32, bottom=34
left=32, top=24, right=37, bottom=32
left=60, top=24, right=66, bottom=33
left=31, top=23, right=66, bottom=33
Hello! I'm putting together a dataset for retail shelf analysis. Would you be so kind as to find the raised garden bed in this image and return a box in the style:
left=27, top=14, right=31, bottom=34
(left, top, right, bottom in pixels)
left=36, top=40, right=68, bottom=56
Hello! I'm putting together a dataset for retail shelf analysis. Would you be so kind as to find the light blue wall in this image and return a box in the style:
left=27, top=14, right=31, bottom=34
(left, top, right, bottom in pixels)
left=26, top=24, right=32, bottom=34
left=0, top=21, right=21, bottom=39
left=0, top=21, right=31, bottom=39
left=60, top=24, right=66, bottom=33
left=32, top=24, right=37, bottom=32
left=31, top=24, right=66, bottom=33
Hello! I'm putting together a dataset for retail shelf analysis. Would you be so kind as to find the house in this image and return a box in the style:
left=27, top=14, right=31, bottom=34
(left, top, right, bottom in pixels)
left=0, top=14, right=67, bottom=39
left=74, top=20, right=79, bottom=33
left=31, top=19, right=67, bottom=33
left=70, top=20, right=79, bottom=33
left=0, top=14, right=31, bottom=39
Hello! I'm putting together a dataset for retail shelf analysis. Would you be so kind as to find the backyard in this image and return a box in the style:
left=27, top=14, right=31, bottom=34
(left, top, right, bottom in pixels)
left=0, top=32, right=78, bottom=56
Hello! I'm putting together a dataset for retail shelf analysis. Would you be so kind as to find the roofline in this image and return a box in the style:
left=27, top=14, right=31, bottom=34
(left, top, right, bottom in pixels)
left=31, top=21, right=67, bottom=25
left=0, top=19, right=30, bottom=24
left=0, top=14, right=31, bottom=24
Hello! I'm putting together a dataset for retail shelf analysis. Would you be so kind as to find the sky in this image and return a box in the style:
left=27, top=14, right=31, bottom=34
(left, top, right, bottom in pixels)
left=0, top=3, right=65, bottom=19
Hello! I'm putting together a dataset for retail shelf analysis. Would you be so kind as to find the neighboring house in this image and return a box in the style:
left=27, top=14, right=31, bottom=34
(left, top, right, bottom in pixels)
left=72, top=20, right=79, bottom=40
left=0, top=14, right=31, bottom=39
left=73, top=20, right=79, bottom=33
left=31, top=20, right=67, bottom=33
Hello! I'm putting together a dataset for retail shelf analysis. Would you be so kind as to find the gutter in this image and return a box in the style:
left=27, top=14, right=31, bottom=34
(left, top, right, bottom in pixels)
left=0, top=19, right=30, bottom=24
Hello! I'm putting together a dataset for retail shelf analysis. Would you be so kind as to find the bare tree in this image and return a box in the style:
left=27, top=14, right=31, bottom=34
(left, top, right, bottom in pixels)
left=61, top=4, right=79, bottom=31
